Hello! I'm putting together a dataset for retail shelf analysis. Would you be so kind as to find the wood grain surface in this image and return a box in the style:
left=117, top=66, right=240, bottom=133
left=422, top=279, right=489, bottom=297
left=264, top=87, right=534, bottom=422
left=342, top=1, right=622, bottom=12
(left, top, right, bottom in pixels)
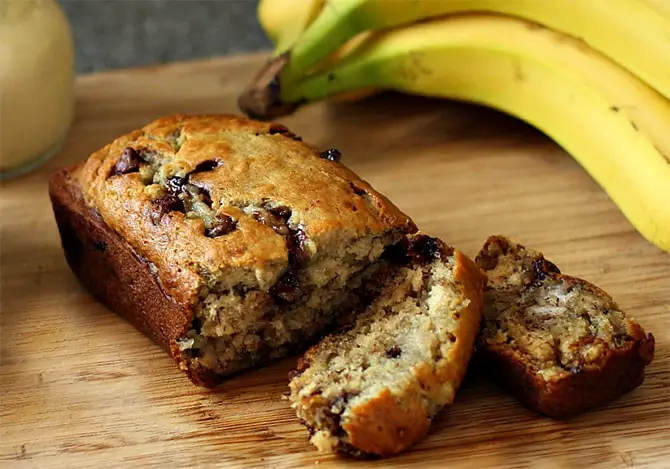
left=1, top=53, right=668, bottom=469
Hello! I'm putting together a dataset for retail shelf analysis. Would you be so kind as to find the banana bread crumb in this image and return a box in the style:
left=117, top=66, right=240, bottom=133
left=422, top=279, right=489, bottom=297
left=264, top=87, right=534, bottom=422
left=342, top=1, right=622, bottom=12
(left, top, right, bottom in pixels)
left=289, top=235, right=485, bottom=457
left=475, top=235, right=655, bottom=418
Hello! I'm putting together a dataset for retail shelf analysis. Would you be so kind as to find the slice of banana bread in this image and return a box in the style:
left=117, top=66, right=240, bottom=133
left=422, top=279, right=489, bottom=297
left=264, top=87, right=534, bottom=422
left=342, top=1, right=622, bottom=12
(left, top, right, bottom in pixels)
left=49, top=114, right=417, bottom=387
left=288, top=235, right=485, bottom=457
left=475, top=235, right=655, bottom=418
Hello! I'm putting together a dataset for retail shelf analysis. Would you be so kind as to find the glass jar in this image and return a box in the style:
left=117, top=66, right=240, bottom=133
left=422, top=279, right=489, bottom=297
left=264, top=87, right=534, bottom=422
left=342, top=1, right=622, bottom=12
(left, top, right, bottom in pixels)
left=0, top=0, right=75, bottom=181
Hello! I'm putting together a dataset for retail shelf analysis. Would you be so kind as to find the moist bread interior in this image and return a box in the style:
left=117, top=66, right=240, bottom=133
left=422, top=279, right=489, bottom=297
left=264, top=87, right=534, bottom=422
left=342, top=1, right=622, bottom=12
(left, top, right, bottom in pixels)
left=478, top=240, right=634, bottom=380
left=79, top=116, right=416, bottom=379
left=178, top=232, right=397, bottom=375
left=138, top=142, right=402, bottom=374
left=291, top=237, right=470, bottom=453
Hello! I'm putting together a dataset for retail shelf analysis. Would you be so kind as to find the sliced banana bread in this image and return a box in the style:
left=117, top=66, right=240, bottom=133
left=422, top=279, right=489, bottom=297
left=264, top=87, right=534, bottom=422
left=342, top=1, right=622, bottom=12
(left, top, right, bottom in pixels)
left=49, top=114, right=417, bottom=387
left=288, top=235, right=485, bottom=457
left=475, top=235, right=655, bottom=418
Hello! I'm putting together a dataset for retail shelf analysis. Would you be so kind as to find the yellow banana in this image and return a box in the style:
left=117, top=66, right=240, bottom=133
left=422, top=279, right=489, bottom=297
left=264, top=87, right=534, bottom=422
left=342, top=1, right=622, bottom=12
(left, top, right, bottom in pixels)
left=280, top=0, right=670, bottom=101
left=642, top=0, right=670, bottom=20
left=256, top=0, right=377, bottom=103
left=279, top=15, right=670, bottom=252
left=258, top=0, right=325, bottom=54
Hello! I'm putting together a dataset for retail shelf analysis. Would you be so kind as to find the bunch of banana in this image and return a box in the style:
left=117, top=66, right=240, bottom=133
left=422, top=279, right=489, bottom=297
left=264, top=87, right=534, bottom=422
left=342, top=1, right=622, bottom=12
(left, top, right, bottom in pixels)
left=238, top=0, right=670, bottom=253
left=256, top=0, right=378, bottom=104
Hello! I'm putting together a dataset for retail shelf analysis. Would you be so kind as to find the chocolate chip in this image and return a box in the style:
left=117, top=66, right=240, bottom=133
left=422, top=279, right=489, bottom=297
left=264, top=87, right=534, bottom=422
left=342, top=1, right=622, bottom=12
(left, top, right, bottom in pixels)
left=270, top=271, right=299, bottom=303
left=381, top=235, right=449, bottom=266
left=189, top=348, right=201, bottom=358
left=252, top=206, right=308, bottom=305
left=151, top=195, right=185, bottom=223
left=112, top=147, right=142, bottom=175
left=532, top=258, right=561, bottom=285
left=410, top=236, right=443, bottom=264
left=191, top=317, right=203, bottom=334
left=192, top=159, right=221, bottom=174
left=380, top=241, right=410, bottom=265
left=252, top=205, right=306, bottom=264
left=156, top=195, right=184, bottom=212
left=397, top=235, right=445, bottom=265
left=205, top=215, right=237, bottom=238
left=320, top=148, right=342, bottom=162
left=252, top=210, right=289, bottom=236
left=269, top=205, right=292, bottom=220
left=198, top=187, right=213, bottom=207
left=166, top=176, right=188, bottom=195
left=268, top=124, right=302, bottom=141
left=287, top=227, right=308, bottom=267
left=385, top=345, right=402, bottom=358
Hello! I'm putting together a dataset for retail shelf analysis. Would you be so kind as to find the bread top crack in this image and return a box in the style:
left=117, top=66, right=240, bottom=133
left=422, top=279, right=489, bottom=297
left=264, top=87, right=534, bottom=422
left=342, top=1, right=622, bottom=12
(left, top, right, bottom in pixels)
left=77, top=114, right=417, bottom=305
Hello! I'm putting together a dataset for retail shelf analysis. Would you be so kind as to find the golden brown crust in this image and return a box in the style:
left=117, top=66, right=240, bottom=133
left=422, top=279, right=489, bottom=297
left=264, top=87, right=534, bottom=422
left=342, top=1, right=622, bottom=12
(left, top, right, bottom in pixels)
left=77, top=114, right=416, bottom=302
left=343, top=387, right=430, bottom=457
left=406, top=251, right=485, bottom=413
left=475, top=235, right=655, bottom=418
left=434, top=251, right=486, bottom=386
left=49, top=166, right=210, bottom=385
left=479, top=333, right=655, bottom=418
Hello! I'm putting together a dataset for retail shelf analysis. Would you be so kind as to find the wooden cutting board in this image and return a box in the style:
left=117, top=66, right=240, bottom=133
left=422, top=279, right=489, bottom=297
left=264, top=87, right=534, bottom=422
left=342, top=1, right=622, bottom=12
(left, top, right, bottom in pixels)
left=1, top=53, right=668, bottom=469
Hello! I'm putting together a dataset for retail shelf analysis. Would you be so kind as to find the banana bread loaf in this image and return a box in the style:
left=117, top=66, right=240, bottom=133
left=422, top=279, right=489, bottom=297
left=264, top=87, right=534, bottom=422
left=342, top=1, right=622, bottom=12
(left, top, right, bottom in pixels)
left=49, top=114, right=417, bottom=387
left=475, top=235, right=655, bottom=418
left=288, top=235, right=485, bottom=457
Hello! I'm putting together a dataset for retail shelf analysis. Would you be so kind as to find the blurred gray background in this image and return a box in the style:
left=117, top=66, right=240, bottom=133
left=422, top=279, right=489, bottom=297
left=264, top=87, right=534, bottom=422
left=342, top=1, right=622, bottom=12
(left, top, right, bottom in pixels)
left=59, top=0, right=272, bottom=74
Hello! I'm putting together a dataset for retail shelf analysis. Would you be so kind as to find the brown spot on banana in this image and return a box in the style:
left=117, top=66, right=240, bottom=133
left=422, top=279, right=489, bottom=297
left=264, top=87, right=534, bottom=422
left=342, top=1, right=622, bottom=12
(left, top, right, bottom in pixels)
left=396, top=52, right=432, bottom=83
left=654, top=144, right=670, bottom=164
left=513, top=60, right=526, bottom=83
left=524, top=21, right=546, bottom=31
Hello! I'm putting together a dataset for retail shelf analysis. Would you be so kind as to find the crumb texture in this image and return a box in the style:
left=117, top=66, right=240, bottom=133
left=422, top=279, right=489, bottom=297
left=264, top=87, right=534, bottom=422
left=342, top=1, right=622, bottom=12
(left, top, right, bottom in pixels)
left=56, top=114, right=418, bottom=385
left=289, top=235, right=484, bottom=457
left=475, top=235, right=655, bottom=417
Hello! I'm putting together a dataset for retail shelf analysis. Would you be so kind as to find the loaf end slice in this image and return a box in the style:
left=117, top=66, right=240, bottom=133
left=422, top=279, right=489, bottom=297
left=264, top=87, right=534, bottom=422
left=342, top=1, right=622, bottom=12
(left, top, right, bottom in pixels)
left=475, top=235, right=655, bottom=418
left=288, top=235, right=486, bottom=457
left=49, top=166, right=217, bottom=385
